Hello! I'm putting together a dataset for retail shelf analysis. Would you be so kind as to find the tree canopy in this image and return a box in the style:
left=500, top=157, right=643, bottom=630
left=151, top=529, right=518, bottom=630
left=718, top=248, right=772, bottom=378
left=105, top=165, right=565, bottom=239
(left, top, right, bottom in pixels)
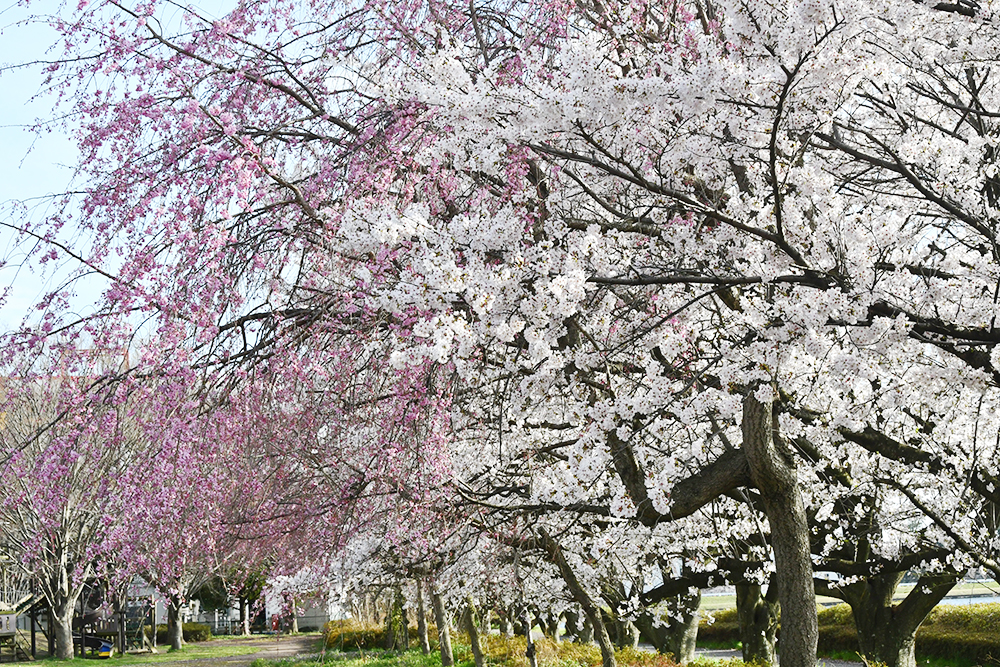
left=4, top=0, right=1000, bottom=666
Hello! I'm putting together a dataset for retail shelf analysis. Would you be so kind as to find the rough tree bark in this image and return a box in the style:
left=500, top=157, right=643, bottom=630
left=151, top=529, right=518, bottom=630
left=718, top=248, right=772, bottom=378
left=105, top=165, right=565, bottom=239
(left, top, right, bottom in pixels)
left=736, top=581, right=779, bottom=665
left=51, top=598, right=75, bottom=660
left=839, top=573, right=956, bottom=667
left=431, top=588, right=454, bottom=667
left=167, top=594, right=184, bottom=651
left=742, top=392, right=817, bottom=667
left=416, top=580, right=431, bottom=655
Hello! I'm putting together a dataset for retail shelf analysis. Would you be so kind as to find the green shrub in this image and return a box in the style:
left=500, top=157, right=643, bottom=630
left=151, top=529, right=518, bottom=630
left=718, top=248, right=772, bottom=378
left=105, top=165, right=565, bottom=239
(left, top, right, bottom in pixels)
left=319, top=623, right=686, bottom=667
left=817, top=603, right=854, bottom=628
left=322, top=619, right=445, bottom=652
left=916, top=627, right=1000, bottom=666
left=698, top=602, right=1000, bottom=666
left=697, top=609, right=740, bottom=648
left=183, top=623, right=212, bottom=642
left=922, top=603, right=1000, bottom=633
left=818, top=624, right=858, bottom=654
left=322, top=620, right=384, bottom=650
left=705, top=608, right=738, bottom=624
left=146, top=622, right=213, bottom=644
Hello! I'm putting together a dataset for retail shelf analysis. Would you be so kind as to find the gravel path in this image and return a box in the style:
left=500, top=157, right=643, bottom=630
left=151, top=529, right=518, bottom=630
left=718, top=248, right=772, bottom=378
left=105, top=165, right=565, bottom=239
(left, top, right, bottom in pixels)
left=695, top=647, right=861, bottom=667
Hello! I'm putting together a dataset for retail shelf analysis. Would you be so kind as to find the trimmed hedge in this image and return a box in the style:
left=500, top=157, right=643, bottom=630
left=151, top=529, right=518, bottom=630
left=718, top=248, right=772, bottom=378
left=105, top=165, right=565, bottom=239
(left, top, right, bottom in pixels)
left=697, top=608, right=740, bottom=647
left=698, top=603, right=1000, bottom=665
left=322, top=621, right=385, bottom=650
left=145, top=622, right=213, bottom=644
left=917, top=604, right=1000, bottom=666
left=322, top=620, right=442, bottom=651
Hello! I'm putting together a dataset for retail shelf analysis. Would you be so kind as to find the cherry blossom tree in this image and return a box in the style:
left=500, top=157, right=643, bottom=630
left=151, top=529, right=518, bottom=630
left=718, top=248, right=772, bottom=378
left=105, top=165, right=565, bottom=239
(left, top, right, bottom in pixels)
left=110, top=376, right=250, bottom=650
left=12, top=2, right=1000, bottom=667
left=0, top=354, right=139, bottom=659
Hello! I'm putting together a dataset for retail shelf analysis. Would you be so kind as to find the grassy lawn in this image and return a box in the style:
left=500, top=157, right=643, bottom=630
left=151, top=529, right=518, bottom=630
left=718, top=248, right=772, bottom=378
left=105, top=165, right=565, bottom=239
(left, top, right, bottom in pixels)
left=32, top=644, right=262, bottom=666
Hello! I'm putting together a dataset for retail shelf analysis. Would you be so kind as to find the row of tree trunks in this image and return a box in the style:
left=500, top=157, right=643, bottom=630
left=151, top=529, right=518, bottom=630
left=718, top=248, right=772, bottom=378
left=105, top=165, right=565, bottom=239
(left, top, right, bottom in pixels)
left=537, top=528, right=617, bottom=667
left=383, top=564, right=949, bottom=667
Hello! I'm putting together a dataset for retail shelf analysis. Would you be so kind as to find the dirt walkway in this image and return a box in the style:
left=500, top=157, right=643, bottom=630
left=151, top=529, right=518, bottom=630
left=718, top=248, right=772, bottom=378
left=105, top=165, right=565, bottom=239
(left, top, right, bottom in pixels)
left=696, top=647, right=861, bottom=667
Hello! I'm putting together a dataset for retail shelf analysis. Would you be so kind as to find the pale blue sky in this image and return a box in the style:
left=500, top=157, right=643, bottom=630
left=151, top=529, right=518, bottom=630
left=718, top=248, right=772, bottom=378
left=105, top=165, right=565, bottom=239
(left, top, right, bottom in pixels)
left=0, top=0, right=81, bottom=328
left=0, top=0, right=237, bottom=331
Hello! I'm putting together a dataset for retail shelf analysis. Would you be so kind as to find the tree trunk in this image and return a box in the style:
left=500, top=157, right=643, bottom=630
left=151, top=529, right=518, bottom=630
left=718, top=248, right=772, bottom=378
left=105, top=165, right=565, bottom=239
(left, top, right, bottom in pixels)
left=564, top=610, right=582, bottom=642
left=537, top=528, right=616, bottom=667
left=167, top=595, right=184, bottom=651
left=579, top=616, right=594, bottom=644
left=431, top=589, right=454, bottom=667
left=512, top=610, right=526, bottom=637
left=841, top=573, right=955, bottom=667
left=384, top=586, right=408, bottom=651
left=742, top=393, right=817, bottom=667
left=736, top=582, right=779, bottom=666
left=465, top=597, right=485, bottom=667
left=416, top=580, right=431, bottom=655
left=548, top=613, right=562, bottom=642
left=615, top=619, right=639, bottom=649
left=499, top=611, right=513, bottom=637
left=51, top=598, right=75, bottom=660
left=240, top=598, right=251, bottom=635
left=521, top=608, right=539, bottom=667
left=635, top=590, right=701, bottom=664
left=666, top=589, right=700, bottom=663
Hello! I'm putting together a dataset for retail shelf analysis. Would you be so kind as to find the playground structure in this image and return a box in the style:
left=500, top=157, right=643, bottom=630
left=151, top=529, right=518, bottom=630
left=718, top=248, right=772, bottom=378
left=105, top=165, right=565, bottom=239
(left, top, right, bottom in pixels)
left=0, top=568, right=157, bottom=661
left=73, top=583, right=157, bottom=658
left=0, top=567, right=46, bottom=662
